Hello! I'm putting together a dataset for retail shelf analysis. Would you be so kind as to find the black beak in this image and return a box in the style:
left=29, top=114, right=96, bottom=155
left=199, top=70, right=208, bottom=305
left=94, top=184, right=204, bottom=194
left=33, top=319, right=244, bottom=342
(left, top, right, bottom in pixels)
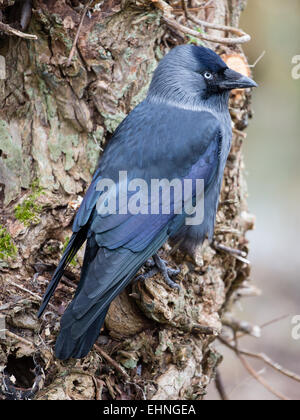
left=219, top=68, right=258, bottom=90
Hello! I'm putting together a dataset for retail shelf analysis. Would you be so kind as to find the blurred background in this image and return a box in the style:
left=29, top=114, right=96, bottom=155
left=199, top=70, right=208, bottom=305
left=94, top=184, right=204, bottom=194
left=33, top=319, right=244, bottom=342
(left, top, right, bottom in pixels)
left=207, top=0, right=300, bottom=400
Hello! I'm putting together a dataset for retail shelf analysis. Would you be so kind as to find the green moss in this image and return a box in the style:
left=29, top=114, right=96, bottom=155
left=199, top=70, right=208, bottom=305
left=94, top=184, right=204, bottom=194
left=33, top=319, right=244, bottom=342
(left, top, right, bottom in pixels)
left=62, top=237, right=77, bottom=267
left=14, top=181, right=44, bottom=226
left=0, top=225, right=17, bottom=261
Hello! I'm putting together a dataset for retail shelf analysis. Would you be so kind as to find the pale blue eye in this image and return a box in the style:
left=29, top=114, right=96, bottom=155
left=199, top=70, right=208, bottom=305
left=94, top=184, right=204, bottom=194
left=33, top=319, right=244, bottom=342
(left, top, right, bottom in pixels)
left=204, top=72, right=213, bottom=80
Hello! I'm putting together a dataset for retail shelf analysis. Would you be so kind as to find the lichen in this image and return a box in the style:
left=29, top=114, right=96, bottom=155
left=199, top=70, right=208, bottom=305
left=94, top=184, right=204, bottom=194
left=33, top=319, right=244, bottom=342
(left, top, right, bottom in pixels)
left=14, top=181, right=44, bottom=226
left=49, top=133, right=79, bottom=171
left=0, top=119, right=31, bottom=204
left=0, top=225, right=17, bottom=261
left=101, top=111, right=127, bottom=133
left=87, top=133, right=102, bottom=174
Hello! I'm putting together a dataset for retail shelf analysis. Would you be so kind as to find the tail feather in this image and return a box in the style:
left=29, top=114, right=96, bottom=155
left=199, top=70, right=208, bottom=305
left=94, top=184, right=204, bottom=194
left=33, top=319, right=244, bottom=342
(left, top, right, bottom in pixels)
left=54, top=260, right=144, bottom=359
left=53, top=227, right=170, bottom=360
left=37, top=227, right=88, bottom=318
left=55, top=306, right=109, bottom=360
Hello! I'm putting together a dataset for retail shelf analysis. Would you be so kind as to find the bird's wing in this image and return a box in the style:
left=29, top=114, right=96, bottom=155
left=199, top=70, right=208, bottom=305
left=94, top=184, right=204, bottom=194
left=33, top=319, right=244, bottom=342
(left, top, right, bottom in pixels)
left=73, top=101, right=221, bottom=249
left=62, top=104, right=221, bottom=307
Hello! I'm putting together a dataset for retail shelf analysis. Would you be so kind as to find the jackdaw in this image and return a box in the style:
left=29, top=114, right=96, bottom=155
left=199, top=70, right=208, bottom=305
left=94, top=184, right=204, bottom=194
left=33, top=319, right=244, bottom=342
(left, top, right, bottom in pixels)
left=38, top=44, right=257, bottom=359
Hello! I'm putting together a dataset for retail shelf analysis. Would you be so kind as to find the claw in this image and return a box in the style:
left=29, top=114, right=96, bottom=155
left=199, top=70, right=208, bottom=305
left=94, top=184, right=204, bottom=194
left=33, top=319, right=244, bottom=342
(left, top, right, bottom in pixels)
left=134, top=268, right=158, bottom=283
left=153, top=254, right=181, bottom=290
left=162, top=275, right=181, bottom=290
left=167, top=267, right=181, bottom=277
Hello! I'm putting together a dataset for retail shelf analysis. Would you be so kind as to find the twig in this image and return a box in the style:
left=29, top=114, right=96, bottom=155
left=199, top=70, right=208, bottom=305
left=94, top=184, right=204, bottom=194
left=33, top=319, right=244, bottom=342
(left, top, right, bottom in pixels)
left=127, top=381, right=147, bottom=400
left=157, top=0, right=250, bottom=45
left=181, top=0, right=249, bottom=37
left=0, top=297, right=23, bottom=311
left=215, top=369, right=229, bottom=400
left=242, top=350, right=300, bottom=384
left=61, top=276, right=77, bottom=290
left=6, top=279, right=43, bottom=301
left=249, top=50, right=266, bottom=68
left=92, top=377, right=105, bottom=400
left=200, top=0, right=215, bottom=8
left=94, top=344, right=130, bottom=380
left=67, top=1, right=92, bottom=66
left=151, top=0, right=173, bottom=16
left=224, top=332, right=290, bottom=400
left=173, top=6, right=214, bottom=15
left=219, top=336, right=300, bottom=386
left=163, top=17, right=250, bottom=45
left=260, top=314, right=290, bottom=330
left=0, top=21, right=37, bottom=40
left=214, top=241, right=251, bottom=265
left=222, top=314, right=261, bottom=338
left=214, top=241, right=247, bottom=258
left=192, top=324, right=216, bottom=335
left=237, top=354, right=290, bottom=401
left=230, top=314, right=290, bottom=342
left=6, top=330, right=35, bottom=348
left=228, top=366, right=266, bottom=398
left=92, top=134, right=103, bottom=151
left=174, top=0, right=215, bottom=14
left=5, top=279, right=57, bottom=311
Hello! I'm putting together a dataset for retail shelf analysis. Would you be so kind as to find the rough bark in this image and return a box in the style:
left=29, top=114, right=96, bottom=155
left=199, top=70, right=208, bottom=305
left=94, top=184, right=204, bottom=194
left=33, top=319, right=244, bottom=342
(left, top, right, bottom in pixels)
left=0, top=0, right=255, bottom=400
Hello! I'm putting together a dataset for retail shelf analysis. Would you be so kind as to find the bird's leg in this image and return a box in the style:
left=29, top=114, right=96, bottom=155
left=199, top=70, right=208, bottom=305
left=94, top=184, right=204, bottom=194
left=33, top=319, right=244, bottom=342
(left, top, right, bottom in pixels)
left=152, top=254, right=181, bottom=290
left=134, top=267, right=158, bottom=283
left=133, top=259, right=158, bottom=283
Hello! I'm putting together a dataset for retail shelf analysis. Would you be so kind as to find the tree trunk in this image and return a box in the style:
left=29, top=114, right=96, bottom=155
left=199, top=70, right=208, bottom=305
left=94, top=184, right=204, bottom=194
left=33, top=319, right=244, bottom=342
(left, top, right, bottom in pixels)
left=0, top=0, right=255, bottom=400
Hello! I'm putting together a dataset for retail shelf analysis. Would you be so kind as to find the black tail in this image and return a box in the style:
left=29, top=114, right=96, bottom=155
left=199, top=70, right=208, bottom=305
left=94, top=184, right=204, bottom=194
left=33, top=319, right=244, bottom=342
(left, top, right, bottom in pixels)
left=55, top=306, right=109, bottom=360
left=51, top=228, right=169, bottom=360
left=37, top=227, right=88, bottom=318
left=53, top=247, right=156, bottom=360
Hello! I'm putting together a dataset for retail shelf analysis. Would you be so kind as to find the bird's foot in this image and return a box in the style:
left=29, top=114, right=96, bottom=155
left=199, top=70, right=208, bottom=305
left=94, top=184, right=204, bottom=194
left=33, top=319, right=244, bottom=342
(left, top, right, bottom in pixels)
left=135, top=255, right=181, bottom=290
left=153, top=254, right=181, bottom=290
left=135, top=267, right=158, bottom=283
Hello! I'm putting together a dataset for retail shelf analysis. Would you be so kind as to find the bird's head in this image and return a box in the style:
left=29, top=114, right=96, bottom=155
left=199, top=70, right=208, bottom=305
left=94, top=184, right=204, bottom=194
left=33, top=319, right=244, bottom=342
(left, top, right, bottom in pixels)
left=147, top=44, right=257, bottom=108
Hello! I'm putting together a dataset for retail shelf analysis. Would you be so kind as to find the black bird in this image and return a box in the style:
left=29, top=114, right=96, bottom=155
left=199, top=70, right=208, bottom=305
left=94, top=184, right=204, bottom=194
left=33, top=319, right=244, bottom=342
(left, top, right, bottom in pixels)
left=38, top=45, right=257, bottom=359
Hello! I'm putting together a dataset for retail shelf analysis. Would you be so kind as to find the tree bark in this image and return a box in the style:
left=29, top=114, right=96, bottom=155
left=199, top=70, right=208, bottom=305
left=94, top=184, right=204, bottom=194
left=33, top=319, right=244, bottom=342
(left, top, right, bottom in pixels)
left=0, top=0, right=255, bottom=400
